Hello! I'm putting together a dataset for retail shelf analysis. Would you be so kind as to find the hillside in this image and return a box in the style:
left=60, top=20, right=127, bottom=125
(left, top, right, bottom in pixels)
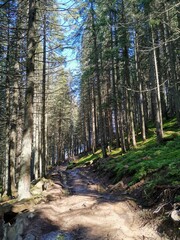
left=68, top=119, right=180, bottom=238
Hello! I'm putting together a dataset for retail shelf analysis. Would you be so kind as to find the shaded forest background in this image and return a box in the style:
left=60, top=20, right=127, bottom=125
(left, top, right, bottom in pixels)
left=0, top=0, right=179, bottom=200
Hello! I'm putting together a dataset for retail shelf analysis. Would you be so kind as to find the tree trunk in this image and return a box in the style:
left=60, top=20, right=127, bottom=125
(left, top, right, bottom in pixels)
left=151, top=25, right=163, bottom=143
left=41, top=7, right=46, bottom=177
left=114, top=11, right=126, bottom=152
left=92, top=82, right=97, bottom=154
left=110, top=11, right=120, bottom=148
left=33, top=88, right=40, bottom=179
left=18, top=0, right=37, bottom=200
left=124, top=44, right=136, bottom=147
left=5, top=42, right=10, bottom=196
left=135, top=33, right=146, bottom=141
left=9, top=70, right=19, bottom=196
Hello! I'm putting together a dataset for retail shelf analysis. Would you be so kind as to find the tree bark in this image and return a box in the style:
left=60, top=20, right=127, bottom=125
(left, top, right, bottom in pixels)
left=135, top=33, right=146, bottom=141
left=110, top=11, right=120, bottom=148
left=92, top=82, right=97, bottom=154
left=41, top=7, right=46, bottom=177
left=18, top=0, right=37, bottom=200
left=151, top=25, right=164, bottom=143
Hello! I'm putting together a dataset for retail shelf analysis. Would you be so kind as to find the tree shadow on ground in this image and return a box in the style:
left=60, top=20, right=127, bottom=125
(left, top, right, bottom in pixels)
left=1, top=206, right=108, bottom=239
left=22, top=210, right=109, bottom=239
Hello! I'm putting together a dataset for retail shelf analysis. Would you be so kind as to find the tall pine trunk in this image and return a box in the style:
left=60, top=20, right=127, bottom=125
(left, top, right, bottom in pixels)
left=18, top=0, right=37, bottom=200
left=41, top=7, right=46, bottom=177
left=151, top=25, right=163, bottom=143
left=92, top=80, right=97, bottom=154
left=135, top=33, right=146, bottom=141
left=110, top=11, right=120, bottom=148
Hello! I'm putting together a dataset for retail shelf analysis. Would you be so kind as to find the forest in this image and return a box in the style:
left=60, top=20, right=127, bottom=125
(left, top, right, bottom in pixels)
left=0, top=0, right=180, bottom=238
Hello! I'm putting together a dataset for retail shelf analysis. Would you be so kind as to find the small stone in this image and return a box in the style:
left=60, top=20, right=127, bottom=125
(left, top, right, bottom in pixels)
left=17, top=236, right=23, bottom=240
left=7, top=225, right=17, bottom=240
left=27, top=212, right=35, bottom=219
left=171, top=210, right=180, bottom=222
left=24, top=233, right=36, bottom=240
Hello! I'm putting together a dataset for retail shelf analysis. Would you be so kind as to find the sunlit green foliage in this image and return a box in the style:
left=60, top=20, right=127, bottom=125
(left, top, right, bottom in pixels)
left=72, top=119, right=180, bottom=194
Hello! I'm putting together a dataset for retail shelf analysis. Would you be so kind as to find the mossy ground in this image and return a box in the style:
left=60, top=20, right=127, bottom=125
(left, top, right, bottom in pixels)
left=69, top=119, right=180, bottom=203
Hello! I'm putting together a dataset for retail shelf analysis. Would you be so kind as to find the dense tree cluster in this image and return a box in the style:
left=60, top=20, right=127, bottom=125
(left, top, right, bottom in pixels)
left=0, top=0, right=75, bottom=199
left=77, top=0, right=180, bottom=157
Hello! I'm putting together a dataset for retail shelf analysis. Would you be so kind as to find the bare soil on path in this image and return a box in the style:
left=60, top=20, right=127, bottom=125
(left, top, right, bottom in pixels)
left=23, top=165, right=166, bottom=240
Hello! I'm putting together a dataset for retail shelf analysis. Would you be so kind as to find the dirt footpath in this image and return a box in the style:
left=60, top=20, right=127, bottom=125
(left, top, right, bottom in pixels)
left=24, top=166, right=166, bottom=239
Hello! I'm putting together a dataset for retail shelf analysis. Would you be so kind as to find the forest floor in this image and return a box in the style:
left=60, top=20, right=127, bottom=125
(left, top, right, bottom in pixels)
left=1, top=119, right=179, bottom=239
left=17, top=164, right=168, bottom=240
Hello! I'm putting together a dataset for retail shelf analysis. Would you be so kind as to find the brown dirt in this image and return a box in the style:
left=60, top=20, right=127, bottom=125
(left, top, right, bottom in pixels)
left=22, top=165, right=167, bottom=239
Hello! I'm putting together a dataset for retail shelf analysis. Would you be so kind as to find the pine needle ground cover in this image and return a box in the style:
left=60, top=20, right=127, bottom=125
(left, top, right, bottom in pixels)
left=71, top=119, right=180, bottom=202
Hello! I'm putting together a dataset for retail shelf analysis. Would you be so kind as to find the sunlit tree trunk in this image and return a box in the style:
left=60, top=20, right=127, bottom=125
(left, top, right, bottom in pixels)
left=107, top=70, right=113, bottom=148
left=41, top=6, right=47, bottom=176
left=151, top=25, right=163, bottom=143
left=114, top=11, right=126, bottom=153
left=5, top=27, right=10, bottom=196
left=33, top=87, right=40, bottom=179
left=92, top=83, right=97, bottom=154
left=135, top=33, right=146, bottom=141
left=110, top=11, right=120, bottom=148
left=18, top=0, right=37, bottom=200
